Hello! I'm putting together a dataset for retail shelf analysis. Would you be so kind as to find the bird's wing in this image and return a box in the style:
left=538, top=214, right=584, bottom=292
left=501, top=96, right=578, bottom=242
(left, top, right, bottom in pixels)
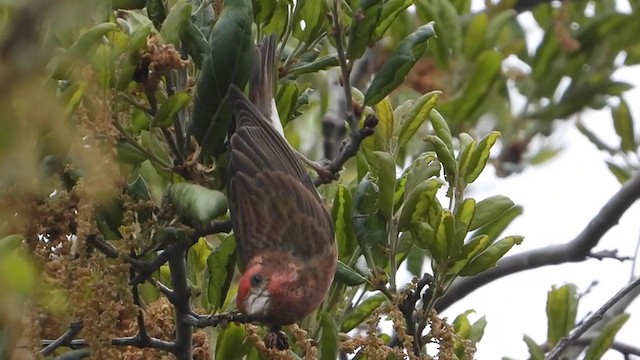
left=227, top=86, right=334, bottom=264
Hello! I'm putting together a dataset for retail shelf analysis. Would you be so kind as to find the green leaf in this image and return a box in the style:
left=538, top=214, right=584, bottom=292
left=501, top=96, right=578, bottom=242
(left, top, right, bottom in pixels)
left=364, top=23, right=437, bottom=105
left=372, top=151, right=396, bottom=220
left=486, top=10, right=516, bottom=46
left=435, top=210, right=457, bottom=261
left=369, top=97, right=394, bottom=152
left=470, top=195, right=514, bottom=231
left=292, top=0, right=324, bottom=43
left=352, top=173, right=380, bottom=215
left=464, top=131, right=501, bottom=183
left=611, top=98, right=636, bottom=152
left=425, top=135, right=457, bottom=185
left=216, top=323, right=246, bottom=360
left=346, top=0, right=383, bottom=60
left=207, top=235, right=237, bottom=312
left=546, top=284, right=579, bottom=345
left=454, top=50, right=503, bottom=123
left=335, top=260, right=367, bottom=286
left=372, top=0, right=413, bottom=40
left=319, top=312, right=339, bottom=360
left=50, top=23, right=119, bottom=79
left=181, top=22, right=208, bottom=68
left=146, top=0, right=167, bottom=29
left=605, top=161, right=631, bottom=184
left=275, top=81, right=299, bottom=126
left=397, top=90, right=442, bottom=148
left=463, top=12, right=487, bottom=60
left=584, top=313, right=630, bottom=360
left=398, top=178, right=444, bottom=231
left=411, top=222, right=436, bottom=253
left=341, top=294, right=386, bottom=332
left=0, top=251, right=37, bottom=294
left=450, top=234, right=489, bottom=274
left=469, top=315, right=487, bottom=343
left=262, top=0, right=289, bottom=39
left=152, top=92, right=190, bottom=128
left=454, top=198, right=475, bottom=244
left=166, top=183, right=229, bottom=224
left=288, top=55, right=339, bottom=76
left=189, top=237, right=212, bottom=274
left=160, top=1, right=192, bottom=44
left=332, top=184, right=355, bottom=259
left=472, top=205, right=523, bottom=244
left=0, top=234, right=24, bottom=254
left=430, top=109, right=454, bottom=155
left=523, top=334, right=545, bottom=360
left=188, top=0, right=253, bottom=157
left=459, top=235, right=523, bottom=276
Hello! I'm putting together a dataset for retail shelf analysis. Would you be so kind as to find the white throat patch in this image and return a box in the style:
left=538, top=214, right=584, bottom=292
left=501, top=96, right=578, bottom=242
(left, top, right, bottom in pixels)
left=245, top=290, right=271, bottom=317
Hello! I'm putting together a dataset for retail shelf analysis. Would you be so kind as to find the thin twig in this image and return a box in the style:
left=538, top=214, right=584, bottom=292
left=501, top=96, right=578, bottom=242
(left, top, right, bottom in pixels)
left=40, top=321, right=84, bottom=356
left=181, top=312, right=249, bottom=328
left=546, top=277, right=640, bottom=360
left=86, top=234, right=145, bottom=269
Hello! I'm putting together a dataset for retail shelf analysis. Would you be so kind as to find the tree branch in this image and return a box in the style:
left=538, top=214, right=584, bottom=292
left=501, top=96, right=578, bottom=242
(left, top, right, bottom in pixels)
left=180, top=312, right=249, bottom=328
left=547, top=276, right=640, bottom=360
left=40, top=321, right=84, bottom=356
left=436, top=171, right=640, bottom=311
left=168, top=244, right=193, bottom=360
left=571, top=333, right=640, bottom=357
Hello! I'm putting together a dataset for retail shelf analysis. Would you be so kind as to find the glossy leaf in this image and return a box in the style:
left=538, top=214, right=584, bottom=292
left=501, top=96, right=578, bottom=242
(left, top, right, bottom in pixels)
left=611, top=98, right=636, bottom=152
left=292, top=0, right=323, bottom=43
left=398, top=178, right=444, bottom=231
left=216, top=323, right=246, bottom=360
left=397, top=90, right=442, bottom=148
left=181, top=22, right=208, bottom=68
left=546, top=284, right=578, bottom=345
left=0, top=234, right=24, bottom=254
left=425, top=135, right=457, bottom=185
left=166, top=183, right=229, bottom=224
left=335, top=260, right=367, bottom=286
left=473, top=205, right=523, bottom=244
left=430, top=109, right=454, bottom=155
left=372, top=151, right=396, bottom=220
left=523, top=335, right=545, bottom=360
left=332, top=184, right=355, bottom=259
left=288, top=55, right=339, bottom=76
left=275, top=81, right=299, bottom=126
left=464, top=131, right=501, bottom=183
left=372, top=0, right=413, bottom=40
left=160, top=1, right=192, bottom=45
left=435, top=210, right=456, bottom=261
left=454, top=50, right=503, bottom=123
left=319, top=312, right=339, bottom=360
left=341, top=294, right=386, bottom=332
left=454, top=198, right=476, bottom=243
left=207, top=235, right=237, bottom=312
left=364, top=23, right=437, bottom=105
left=459, top=235, right=523, bottom=276
left=450, top=234, right=489, bottom=274
left=188, top=0, right=253, bottom=157
left=584, top=313, right=630, bottom=360
left=470, top=195, right=514, bottom=231
left=152, top=92, right=190, bottom=128
left=353, top=173, right=380, bottom=215
left=606, top=161, right=631, bottom=184
left=346, top=0, right=383, bottom=60
left=463, top=13, right=487, bottom=60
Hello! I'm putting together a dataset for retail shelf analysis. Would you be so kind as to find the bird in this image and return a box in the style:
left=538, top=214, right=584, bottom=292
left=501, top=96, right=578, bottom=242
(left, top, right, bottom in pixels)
left=226, top=34, right=337, bottom=347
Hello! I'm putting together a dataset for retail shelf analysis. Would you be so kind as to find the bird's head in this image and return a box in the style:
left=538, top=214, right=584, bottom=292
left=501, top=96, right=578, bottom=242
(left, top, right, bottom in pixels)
left=236, top=254, right=329, bottom=326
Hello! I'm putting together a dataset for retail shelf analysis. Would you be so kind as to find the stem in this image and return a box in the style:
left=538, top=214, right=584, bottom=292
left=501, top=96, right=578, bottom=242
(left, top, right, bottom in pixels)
left=112, top=117, right=173, bottom=170
left=331, top=0, right=357, bottom=131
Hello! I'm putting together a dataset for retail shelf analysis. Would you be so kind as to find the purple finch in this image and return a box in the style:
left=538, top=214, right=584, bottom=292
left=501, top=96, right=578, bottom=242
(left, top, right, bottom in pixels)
left=227, top=35, right=337, bottom=329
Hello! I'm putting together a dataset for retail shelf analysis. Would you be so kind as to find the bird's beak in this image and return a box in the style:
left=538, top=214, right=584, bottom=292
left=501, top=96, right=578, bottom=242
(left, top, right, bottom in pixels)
left=245, top=288, right=271, bottom=317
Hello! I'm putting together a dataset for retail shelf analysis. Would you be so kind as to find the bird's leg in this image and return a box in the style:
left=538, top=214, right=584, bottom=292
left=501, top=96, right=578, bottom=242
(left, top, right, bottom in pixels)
left=264, top=325, right=289, bottom=350
left=292, top=149, right=338, bottom=184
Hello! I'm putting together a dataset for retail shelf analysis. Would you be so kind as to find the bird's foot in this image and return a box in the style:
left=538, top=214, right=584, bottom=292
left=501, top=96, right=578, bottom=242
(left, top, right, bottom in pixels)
left=297, top=154, right=338, bottom=184
left=264, top=327, right=289, bottom=350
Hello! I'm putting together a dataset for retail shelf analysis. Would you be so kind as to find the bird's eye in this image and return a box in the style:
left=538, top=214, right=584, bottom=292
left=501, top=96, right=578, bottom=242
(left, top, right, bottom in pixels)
left=251, top=273, right=264, bottom=286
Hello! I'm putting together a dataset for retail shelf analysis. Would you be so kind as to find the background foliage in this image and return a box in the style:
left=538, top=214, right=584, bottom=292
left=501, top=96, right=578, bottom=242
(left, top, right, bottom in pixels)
left=0, top=0, right=639, bottom=359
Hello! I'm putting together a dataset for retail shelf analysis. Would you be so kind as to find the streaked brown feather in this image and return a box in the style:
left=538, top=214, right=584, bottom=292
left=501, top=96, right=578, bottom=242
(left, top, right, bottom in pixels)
left=227, top=85, right=335, bottom=268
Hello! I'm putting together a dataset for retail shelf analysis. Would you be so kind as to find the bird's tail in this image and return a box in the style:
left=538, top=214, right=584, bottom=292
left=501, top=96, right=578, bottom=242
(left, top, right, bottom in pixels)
left=248, top=33, right=284, bottom=137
